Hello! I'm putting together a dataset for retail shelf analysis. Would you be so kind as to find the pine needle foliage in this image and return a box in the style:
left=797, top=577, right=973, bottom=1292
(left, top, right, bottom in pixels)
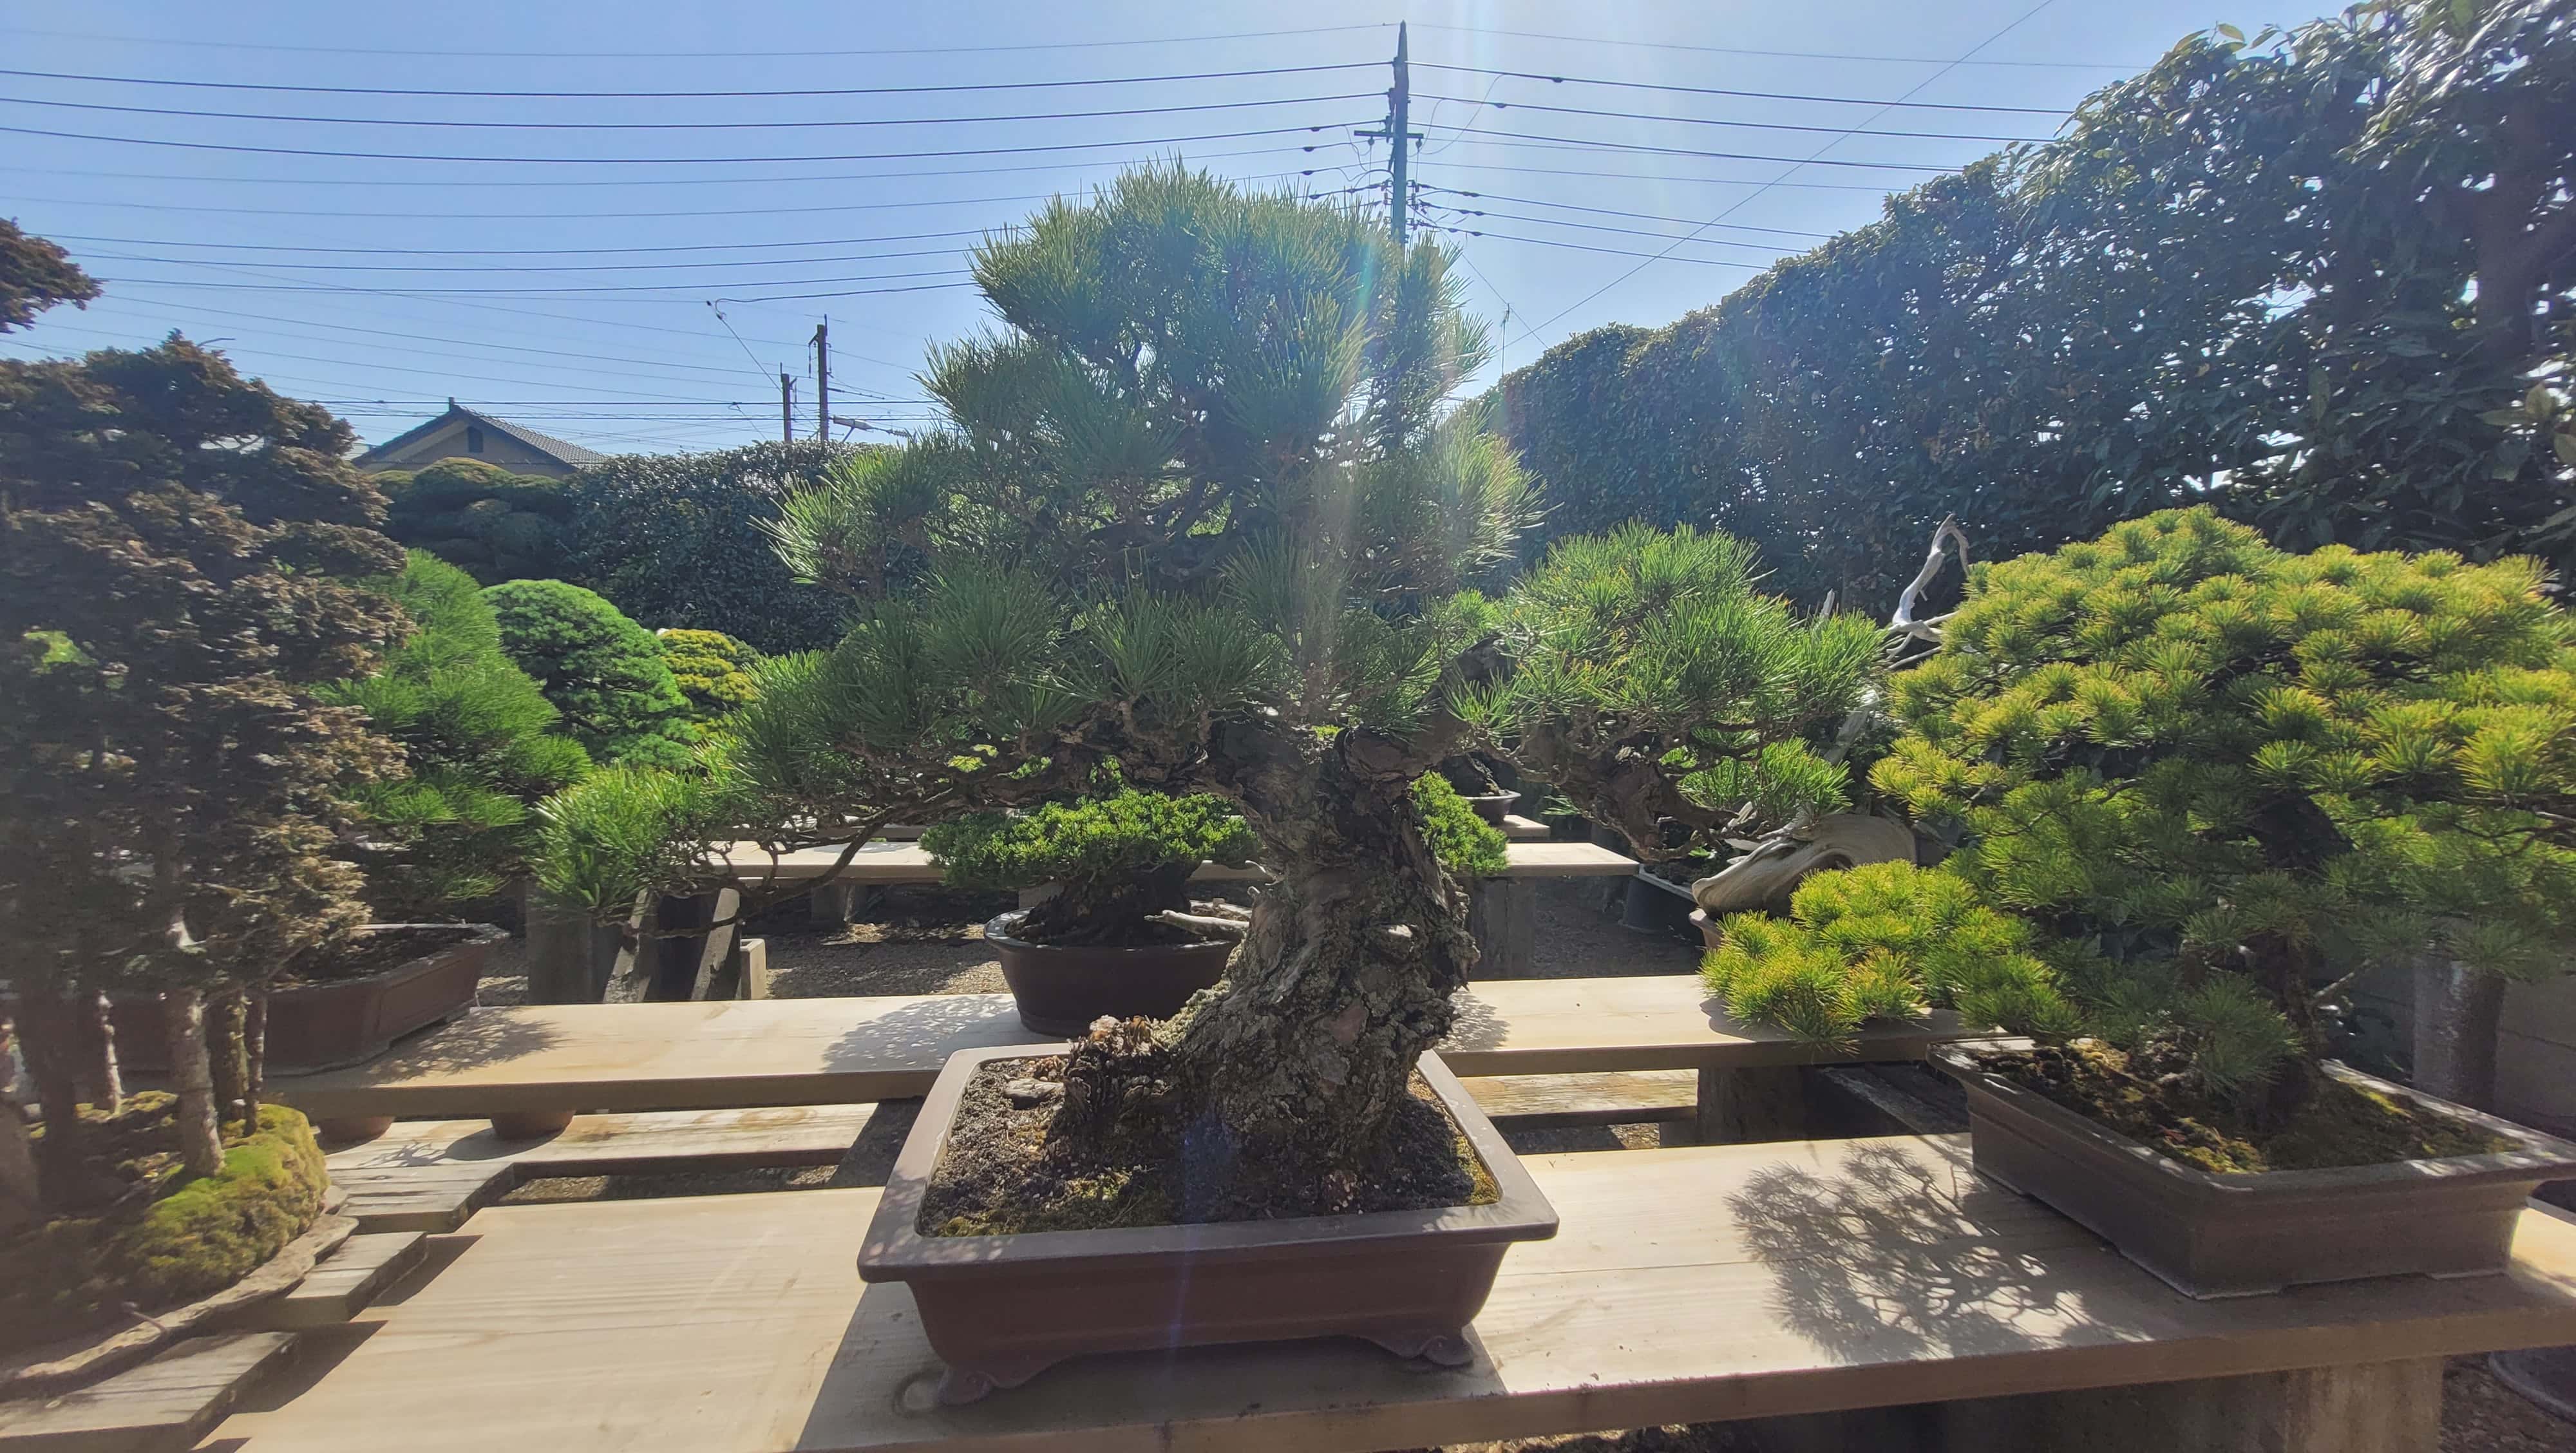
left=482, top=580, right=695, bottom=771
left=1703, top=860, right=2072, bottom=1049
left=1474, top=523, right=1886, bottom=859
left=1411, top=774, right=1511, bottom=879
left=322, top=553, right=591, bottom=914
left=1870, top=508, right=2576, bottom=1107
left=925, top=789, right=1255, bottom=945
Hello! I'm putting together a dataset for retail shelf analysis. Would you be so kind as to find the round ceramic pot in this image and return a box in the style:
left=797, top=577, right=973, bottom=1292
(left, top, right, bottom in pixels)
left=983, top=913, right=1233, bottom=1036
left=1689, top=909, right=1722, bottom=953
left=1462, top=793, right=1519, bottom=826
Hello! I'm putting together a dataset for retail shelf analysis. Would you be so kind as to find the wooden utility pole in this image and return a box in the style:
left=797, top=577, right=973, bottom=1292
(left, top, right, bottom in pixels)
left=811, top=321, right=830, bottom=443
left=779, top=371, right=795, bottom=444
left=1355, top=24, right=1421, bottom=245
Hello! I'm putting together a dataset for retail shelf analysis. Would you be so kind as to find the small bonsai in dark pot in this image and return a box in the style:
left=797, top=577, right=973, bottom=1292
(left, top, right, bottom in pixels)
left=923, top=789, right=1257, bottom=1035
left=1721, top=511, right=2576, bottom=1298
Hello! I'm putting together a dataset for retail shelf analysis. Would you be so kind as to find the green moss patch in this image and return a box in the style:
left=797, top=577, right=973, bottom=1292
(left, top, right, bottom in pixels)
left=3, top=1097, right=326, bottom=1354
left=1985, top=1042, right=2513, bottom=1175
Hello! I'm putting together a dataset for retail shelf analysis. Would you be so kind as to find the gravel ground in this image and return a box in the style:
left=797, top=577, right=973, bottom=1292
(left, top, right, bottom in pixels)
left=462, top=879, right=2572, bottom=1450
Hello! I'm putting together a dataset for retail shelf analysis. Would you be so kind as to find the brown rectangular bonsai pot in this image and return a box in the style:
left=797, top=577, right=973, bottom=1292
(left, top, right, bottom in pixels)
left=1935, top=1044, right=2576, bottom=1298
left=115, top=923, right=502, bottom=1076
left=858, top=1043, right=1558, bottom=1403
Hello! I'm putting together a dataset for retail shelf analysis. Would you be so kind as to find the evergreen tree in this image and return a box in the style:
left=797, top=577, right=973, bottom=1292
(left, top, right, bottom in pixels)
left=3, top=323, right=405, bottom=1197
left=483, top=579, right=694, bottom=770
left=325, top=553, right=591, bottom=916
left=656, top=627, right=761, bottom=730
left=537, top=167, right=1867, bottom=1208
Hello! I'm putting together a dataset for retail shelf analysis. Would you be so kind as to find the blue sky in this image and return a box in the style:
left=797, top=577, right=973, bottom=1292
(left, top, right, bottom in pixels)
left=1, top=1, right=2339, bottom=457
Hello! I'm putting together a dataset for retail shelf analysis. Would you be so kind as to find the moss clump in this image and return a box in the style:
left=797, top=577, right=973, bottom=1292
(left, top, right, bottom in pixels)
left=3, top=1097, right=327, bottom=1353
left=1988, top=1041, right=2512, bottom=1174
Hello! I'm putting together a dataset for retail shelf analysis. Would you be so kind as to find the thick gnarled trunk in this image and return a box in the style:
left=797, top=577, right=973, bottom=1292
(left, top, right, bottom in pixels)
left=162, top=988, right=225, bottom=1179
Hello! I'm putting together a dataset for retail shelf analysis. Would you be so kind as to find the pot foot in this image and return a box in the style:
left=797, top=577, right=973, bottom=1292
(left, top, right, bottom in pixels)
left=488, top=1110, right=574, bottom=1140
left=1365, top=1328, right=1475, bottom=1367
left=317, top=1116, right=395, bottom=1143
left=933, top=1354, right=1052, bottom=1405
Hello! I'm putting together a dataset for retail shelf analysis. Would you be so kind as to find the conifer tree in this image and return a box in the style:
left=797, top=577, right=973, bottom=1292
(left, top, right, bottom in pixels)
left=538, top=167, right=1870, bottom=1205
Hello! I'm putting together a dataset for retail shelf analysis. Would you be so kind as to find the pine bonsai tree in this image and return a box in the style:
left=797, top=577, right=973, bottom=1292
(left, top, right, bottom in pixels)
left=923, top=790, right=1257, bottom=947
left=656, top=627, right=761, bottom=730
left=483, top=579, right=694, bottom=770
left=1869, top=508, right=2576, bottom=1119
left=536, top=167, right=1864, bottom=1212
left=323, top=553, right=592, bottom=916
left=3, top=323, right=405, bottom=1201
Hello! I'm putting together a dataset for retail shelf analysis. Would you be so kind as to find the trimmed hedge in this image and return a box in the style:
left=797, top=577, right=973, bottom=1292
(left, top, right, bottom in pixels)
left=377, top=457, right=575, bottom=584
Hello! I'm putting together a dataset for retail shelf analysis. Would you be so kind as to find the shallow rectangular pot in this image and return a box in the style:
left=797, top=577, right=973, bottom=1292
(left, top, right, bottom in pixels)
left=1935, top=1045, right=2576, bottom=1298
left=858, top=1044, right=1558, bottom=1402
left=115, top=923, right=502, bottom=1075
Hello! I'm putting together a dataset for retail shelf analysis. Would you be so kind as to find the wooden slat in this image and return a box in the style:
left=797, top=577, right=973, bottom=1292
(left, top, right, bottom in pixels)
left=328, top=1106, right=876, bottom=1179
left=271, top=978, right=1952, bottom=1123
left=200, top=1136, right=2576, bottom=1453
left=719, top=839, right=1633, bottom=886
left=0, top=1332, right=293, bottom=1453
left=228, top=1233, right=428, bottom=1331
left=326, top=1163, right=516, bottom=1233
left=1461, top=1070, right=1697, bottom=1127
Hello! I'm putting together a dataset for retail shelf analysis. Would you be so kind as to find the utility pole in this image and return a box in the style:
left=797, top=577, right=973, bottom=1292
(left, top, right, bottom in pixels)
left=811, top=320, right=830, bottom=443
left=1355, top=23, right=1421, bottom=245
left=779, top=370, right=795, bottom=444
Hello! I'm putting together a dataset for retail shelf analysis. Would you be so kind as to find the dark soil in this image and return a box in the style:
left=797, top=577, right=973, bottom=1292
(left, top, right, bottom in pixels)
left=919, top=1054, right=1495, bottom=1236
left=1981, top=1041, right=2514, bottom=1174
left=280, top=924, right=482, bottom=987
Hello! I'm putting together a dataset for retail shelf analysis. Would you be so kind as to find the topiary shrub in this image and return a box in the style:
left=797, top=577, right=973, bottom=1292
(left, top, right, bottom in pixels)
left=323, top=553, right=592, bottom=915
left=1703, top=859, right=2070, bottom=1047
left=1869, top=508, right=2576, bottom=1121
left=924, top=790, right=1256, bottom=947
left=377, top=457, right=576, bottom=584
left=656, top=627, right=761, bottom=730
left=482, top=580, right=694, bottom=770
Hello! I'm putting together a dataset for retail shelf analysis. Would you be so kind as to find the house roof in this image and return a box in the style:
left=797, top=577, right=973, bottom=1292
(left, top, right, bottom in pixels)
left=354, top=401, right=610, bottom=470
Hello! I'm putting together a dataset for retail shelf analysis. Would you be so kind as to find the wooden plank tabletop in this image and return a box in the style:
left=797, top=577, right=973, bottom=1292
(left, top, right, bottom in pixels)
left=199, top=1137, right=2576, bottom=1453
left=269, top=977, right=1951, bottom=1121
left=717, top=839, right=1632, bottom=885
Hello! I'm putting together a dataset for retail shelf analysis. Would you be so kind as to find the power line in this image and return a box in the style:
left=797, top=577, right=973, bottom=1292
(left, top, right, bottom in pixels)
left=1418, top=224, right=1774, bottom=270
left=1416, top=186, right=1831, bottom=240
left=0, top=23, right=1389, bottom=61
left=97, top=272, right=977, bottom=301
left=1411, top=62, right=2076, bottom=115
left=79, top=248, right=970, bottom=292
left=75, top=243, right=981, bottom=275
left=1422, top=206, right=1795, bottom=256
left=1526, top=0, right=2063, bottom=336
left=0, top=88, right=1379, bottom=132
left=1412, top=94, right=2052, bottom=144
left=0, top=119, right=1361, bottom=167
left=41, top=222, right=1020, bottom=258
left=1418, top=125, right=1964, bottom=173
left=1405, top=22, right=2134, bottom=70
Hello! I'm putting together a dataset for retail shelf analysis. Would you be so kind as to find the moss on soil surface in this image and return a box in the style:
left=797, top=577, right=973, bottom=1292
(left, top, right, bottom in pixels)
left=3, top=1095, right=327, bottom=1354
left=921, top=1056, right=1497, bottom=1236
left=1984, top=1042, right=2513, bottom=1175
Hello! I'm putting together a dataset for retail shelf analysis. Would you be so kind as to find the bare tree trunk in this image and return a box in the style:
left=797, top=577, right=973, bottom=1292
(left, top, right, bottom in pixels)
left=77, top=989, right=122, bottom=1116
left=14, top=979, right=97, bottom=1210
left=0, top=1022, right=41, bottom=1233
left=207, top=990, right=248, bottom=1134
left=243, top=987, right=269, bottom=1132
left=2412, top=955, right=2504, bottom=1112
left=162, top=988, right=224, bottom=1179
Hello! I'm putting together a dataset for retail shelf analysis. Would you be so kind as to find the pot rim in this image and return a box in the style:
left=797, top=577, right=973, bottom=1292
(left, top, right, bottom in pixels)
left=981, top=910, right=1234, bottom=957
left=860, top=1044, right=1558, bottom=1282
left=1933, top=1042, right=2576, bottom=1192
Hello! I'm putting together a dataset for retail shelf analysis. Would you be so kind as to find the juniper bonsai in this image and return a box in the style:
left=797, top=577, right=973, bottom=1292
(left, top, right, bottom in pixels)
left=925, top=790, right=1256, bottom=947
left=1859, top=508, right=2576, bottom=1120
left=484, top=579, right=695, bottom=770
left=536, top=166, right=1867, bottom=1211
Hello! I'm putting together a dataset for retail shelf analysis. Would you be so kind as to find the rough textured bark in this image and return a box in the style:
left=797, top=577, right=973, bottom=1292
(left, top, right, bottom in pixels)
left=1021, top=860, right=1198, bottom=945
left=0, top=1023, right=39, bottom=1233
left=243, top=988, right=268, bottom=1132
left=76, top=989, right=122, bottom=1116
left=1151, top=719, right=1479, bottom=1200
left=2412, top=955, right=2505, bottom=1112
left=14, top=979, right=96, bottom=1210
left=208, top=991, right=249, bottom=1134
left=161, top=987, right=225, bottom=1179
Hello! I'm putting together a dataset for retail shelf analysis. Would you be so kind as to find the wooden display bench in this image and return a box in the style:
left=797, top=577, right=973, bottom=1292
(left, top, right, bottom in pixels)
left=196, top=1135, right=2576, bottom=1453
left=270, top=977, right=1955, bottom=1144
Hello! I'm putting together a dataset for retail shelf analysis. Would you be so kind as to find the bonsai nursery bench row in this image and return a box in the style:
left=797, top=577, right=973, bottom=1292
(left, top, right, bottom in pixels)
left=195, top=1133, right=2576, bottom=1453
left=269, top=975, right=1956, bottom=1144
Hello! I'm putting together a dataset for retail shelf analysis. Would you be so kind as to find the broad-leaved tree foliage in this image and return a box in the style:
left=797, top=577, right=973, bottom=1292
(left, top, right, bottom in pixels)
left=3, top=318, right=406, bottom=1198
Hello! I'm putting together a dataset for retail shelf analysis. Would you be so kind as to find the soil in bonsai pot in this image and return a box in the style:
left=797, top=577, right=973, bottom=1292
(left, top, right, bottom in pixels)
left=1978, top=1040, right=2514, bottom=1175
left=3, top=1094, right=327, bottom=1356
left=276, top=922, right=484, bottom=988
left=920, top=1052, right=1499, bottom=1235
